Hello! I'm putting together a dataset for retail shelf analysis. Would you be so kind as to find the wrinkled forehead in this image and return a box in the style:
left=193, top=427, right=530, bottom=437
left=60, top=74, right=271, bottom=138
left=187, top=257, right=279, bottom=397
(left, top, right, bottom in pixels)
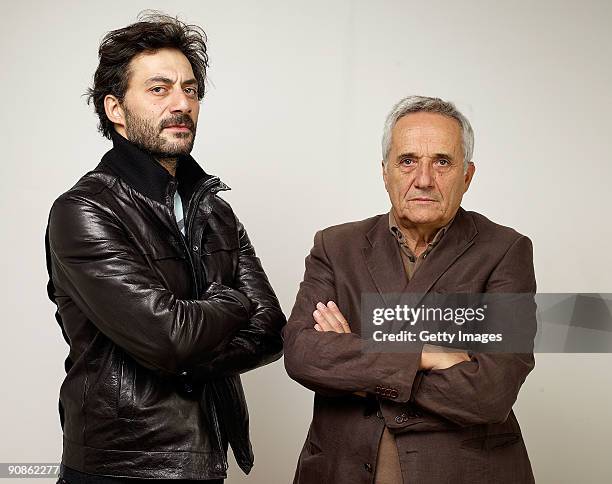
left=392, top=112, right=463, bottom=156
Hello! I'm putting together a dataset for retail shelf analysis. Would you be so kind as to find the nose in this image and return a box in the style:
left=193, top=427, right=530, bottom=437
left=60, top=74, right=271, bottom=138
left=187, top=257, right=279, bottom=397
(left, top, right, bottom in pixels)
left=168, top=88, right=192, bottom=114
left=414, top=161, right=435, bottom=189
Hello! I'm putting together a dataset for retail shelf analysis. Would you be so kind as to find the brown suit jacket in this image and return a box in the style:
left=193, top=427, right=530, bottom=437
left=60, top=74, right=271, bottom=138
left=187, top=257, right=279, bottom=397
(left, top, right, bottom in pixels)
left=283, top=207, right=536, bottom=484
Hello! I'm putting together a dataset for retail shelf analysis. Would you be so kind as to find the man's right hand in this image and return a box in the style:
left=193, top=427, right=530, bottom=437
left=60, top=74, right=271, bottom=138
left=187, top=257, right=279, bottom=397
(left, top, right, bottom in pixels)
left=419, top=344, right=471, bottom=371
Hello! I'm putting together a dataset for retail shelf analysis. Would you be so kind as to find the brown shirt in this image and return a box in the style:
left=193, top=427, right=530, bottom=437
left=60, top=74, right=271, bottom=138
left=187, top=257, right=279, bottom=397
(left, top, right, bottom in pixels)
left=374, top=211, right=454, bottom=484
left=389, top=210, right=454, bottom=280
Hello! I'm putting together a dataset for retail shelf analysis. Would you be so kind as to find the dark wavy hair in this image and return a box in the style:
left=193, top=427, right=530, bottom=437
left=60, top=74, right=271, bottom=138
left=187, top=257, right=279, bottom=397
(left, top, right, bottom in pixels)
left=86, top=11, right=208, bottom=139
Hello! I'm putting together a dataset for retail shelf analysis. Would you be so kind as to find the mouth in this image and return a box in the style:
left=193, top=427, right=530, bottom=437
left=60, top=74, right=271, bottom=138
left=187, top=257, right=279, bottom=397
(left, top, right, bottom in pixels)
left=163, top=125, right=192, bottom=132
left=409, top=197, right=438, bottom=203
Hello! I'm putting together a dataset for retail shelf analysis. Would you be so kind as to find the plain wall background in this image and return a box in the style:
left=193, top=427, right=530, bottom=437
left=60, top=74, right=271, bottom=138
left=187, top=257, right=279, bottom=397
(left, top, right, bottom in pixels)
left=1, top=0, right=611, bottom=482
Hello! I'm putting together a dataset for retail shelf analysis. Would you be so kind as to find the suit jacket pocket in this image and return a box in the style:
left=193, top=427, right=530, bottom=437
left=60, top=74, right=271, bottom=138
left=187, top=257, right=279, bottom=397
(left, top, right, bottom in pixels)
left=296, top=452, right=328, bottom=483
left=461, top=432, right=521, bottom=450
left=460, top=432, right=533, bottom=483
left=434, top=279, right=487, bottom=294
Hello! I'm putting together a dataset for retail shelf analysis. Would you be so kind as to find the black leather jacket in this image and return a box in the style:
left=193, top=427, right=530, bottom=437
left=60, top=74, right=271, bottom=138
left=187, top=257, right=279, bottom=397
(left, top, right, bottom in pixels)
left=45, top=131, right=286, bottom=480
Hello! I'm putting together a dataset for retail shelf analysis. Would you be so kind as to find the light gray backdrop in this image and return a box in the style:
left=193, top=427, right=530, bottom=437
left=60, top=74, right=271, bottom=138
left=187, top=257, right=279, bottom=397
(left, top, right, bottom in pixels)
left=1, top=0, right=611, bottom=483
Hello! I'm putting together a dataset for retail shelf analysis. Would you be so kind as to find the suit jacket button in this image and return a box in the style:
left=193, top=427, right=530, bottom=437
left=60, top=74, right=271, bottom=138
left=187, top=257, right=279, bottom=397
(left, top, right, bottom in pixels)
left=394, top=415, right=403, bottom=423
left=364, top=463, right=373, bottom=473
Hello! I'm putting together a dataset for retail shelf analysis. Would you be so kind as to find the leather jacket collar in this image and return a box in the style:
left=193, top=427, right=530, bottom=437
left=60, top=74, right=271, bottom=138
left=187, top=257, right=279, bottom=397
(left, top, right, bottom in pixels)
left=99, top=129, right=213, bottom=205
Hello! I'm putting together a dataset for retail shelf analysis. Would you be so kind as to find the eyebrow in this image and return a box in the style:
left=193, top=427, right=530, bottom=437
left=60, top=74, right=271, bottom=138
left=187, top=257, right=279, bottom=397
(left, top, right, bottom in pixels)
left=144, top=76, right=198, bottom=86
left=398, top=152, right=455, bottom=159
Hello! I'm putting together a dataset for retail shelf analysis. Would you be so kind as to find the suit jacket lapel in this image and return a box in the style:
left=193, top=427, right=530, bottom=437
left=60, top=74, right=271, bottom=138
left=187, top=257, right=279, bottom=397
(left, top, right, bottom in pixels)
left=362, top=208, right=479, bottom=305
left=362, top=214, right=408, bottom=306
left=406, top=207, right=478, bottom=293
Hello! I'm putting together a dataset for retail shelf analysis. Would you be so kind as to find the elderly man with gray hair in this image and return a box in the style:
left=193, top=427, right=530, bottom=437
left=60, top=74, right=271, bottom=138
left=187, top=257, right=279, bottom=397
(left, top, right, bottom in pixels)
left=283, top=95, right=536, bottom=483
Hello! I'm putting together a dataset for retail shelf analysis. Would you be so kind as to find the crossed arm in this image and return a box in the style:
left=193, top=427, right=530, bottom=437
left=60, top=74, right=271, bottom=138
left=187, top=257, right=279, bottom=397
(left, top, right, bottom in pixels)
left=47, top=194, right=284, bottom=378
left=283, top=230, right=465, bottom=403
left=283, top=229, right=536, bottom=428
left=313, top=300, right=470, bottom=373
left=191, top=221, right=286, bottom=379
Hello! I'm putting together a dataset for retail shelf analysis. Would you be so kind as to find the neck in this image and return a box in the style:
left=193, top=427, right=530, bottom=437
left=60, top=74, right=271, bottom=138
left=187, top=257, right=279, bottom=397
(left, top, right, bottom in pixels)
left=400, top=227, right=438, bottom=257
left=156, top=157, right=178, bottom=177
left=392, top=209, right=447, bottom=257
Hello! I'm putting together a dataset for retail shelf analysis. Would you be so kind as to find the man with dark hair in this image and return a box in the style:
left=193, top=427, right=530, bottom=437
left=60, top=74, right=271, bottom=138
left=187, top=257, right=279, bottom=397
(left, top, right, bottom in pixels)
left=46, top=12, right=285, bottom=483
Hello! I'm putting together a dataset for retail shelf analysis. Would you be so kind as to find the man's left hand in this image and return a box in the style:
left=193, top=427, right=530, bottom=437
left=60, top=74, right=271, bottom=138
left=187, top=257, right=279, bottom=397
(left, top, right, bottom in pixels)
left=313, top=301, right=369, bottom=397
left=313, top=301, right=351, bottom=333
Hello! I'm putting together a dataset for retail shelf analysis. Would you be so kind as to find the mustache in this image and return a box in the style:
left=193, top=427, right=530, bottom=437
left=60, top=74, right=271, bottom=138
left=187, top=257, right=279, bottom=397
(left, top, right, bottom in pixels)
left=160, top=115, right=195, bottom=131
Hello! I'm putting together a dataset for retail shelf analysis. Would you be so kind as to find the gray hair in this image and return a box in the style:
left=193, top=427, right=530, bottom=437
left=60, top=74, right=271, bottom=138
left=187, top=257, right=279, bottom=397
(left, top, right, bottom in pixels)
left=382, top=95, right=474, bottom=171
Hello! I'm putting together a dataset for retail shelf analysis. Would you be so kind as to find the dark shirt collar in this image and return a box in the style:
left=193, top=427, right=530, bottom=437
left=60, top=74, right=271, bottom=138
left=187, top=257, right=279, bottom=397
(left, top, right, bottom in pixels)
left=98, top=129, right=212, bottom=204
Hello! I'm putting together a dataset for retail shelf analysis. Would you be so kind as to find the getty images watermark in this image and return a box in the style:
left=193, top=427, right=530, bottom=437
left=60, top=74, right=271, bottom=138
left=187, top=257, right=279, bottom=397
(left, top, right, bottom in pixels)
left=361, top=293, right=612, bottom=353
left=371, top=301, right=496, bottom=344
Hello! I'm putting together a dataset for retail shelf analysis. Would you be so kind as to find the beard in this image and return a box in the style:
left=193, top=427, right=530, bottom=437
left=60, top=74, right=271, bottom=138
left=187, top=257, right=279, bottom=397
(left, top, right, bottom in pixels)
left=123, top=105, right=197, bottom=158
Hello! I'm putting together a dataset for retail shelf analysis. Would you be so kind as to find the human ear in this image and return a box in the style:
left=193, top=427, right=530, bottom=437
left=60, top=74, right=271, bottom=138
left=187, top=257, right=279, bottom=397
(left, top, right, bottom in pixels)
left=382, top=160, right=389, bottom=191
left=104, top=95, right=126, bottom=128
left=463, top=162, right=476, bottom=192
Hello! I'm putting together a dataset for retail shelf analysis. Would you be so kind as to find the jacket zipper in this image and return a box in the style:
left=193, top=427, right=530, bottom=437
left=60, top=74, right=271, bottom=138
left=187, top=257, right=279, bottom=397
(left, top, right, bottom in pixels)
left=184, top=176, right=230, bottom=474
left=168, top=184, right=198, bottom=299
left=209, top=393, right=229, bottom=473
left=170, top=175, right=230, bottom=473
left=169, top=176, right=222, bottom=299
left=185, top=176, right=224, bottom=242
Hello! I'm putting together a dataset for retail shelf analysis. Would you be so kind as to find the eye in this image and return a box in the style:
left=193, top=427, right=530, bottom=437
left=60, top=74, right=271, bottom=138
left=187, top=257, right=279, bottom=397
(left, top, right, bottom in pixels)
left=150, top=86, right=167, bottom=94
left=437, top=158, right=451, bottom=166
left=185, top=87, right=198, bottom=96
left=400, top=158, right=415, bottom=166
